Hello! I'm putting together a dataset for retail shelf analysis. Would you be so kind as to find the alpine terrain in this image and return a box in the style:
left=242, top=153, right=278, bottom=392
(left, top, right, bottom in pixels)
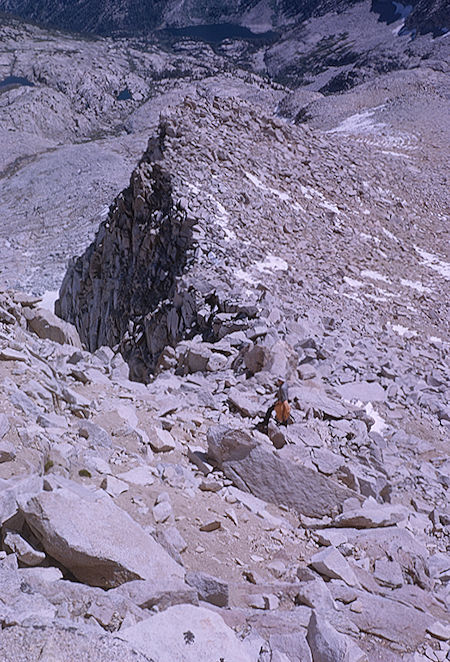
left=0, top=1, right=449, bottom=661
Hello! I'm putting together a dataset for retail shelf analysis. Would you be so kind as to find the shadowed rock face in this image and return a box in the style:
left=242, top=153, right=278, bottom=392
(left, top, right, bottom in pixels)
left=56, top=136, right=196, bottom=381
left=405, top=0, right=450, bottom=35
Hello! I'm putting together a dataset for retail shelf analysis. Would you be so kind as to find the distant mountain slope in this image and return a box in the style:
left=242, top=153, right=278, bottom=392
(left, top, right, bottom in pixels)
left=0, top=0, right=168, bottom=34
left=405, top=0, right=450, bottom=35
left=0, top=0, right=382, bottom=35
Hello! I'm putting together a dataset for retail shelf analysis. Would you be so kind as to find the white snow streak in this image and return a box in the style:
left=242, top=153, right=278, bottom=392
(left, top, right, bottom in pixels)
left=415, top=246, right=450, bottom=280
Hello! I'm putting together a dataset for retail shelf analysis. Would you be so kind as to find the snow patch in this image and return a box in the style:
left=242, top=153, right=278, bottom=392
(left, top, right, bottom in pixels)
left=374, top=288, right=396, bottom=298
left=382, top=228, right=400, bottom=243
left=381, top=149, right=410, bottom=158
left=300, top=184, right=340, bottom=214
left=194, top=182, right=236, bottom=242
left=364, top=293, right=388, bottom=303
left=327, top=106, right=385, bottom=135
left=400, top=278, right=431, bottom=294
left=254, top=254, right=289, bottom=273
left=364, top=402, right=387, bottom=434
left=360, top=232, right=381, bottom=245
left=414, top=246, right=450, bottom=280
left=245, top=171, right=264, bottom=189
left=245, top=171, right=293, bottom=205
left=392, top=21, right=405, bottom=35
left=344, top=276, right=364, bottom=288
left=235, top=269, right=257, bottom=285
left=341, top=292, right=363, bottom=303
left=361, top=269, right=391, bottom=283
left=187, top=182, right=200, bottom=195
left=210, top=199, right=236, bottom=242
left=391, top=324, right=417, bottom=338
left=40, top=290, right=59, bottom=313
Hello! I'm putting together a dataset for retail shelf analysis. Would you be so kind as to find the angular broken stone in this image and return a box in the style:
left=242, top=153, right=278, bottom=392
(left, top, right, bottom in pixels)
left=207, top=425, right=257, bottom=465
left=270, top=632, right=312, bottom=662
left=3, top=531, right=46, bottom=566
left=78, top=421, right=113, bottom=447
left=287, top=424, right=323, bottom=448
left=228, top=387, right=261, bottom=418
left=24, top=307, right=82, bottom=347
left=119, top=604, right=254, bottom=661
left=149, top=428, right=176, bottom=453
left=110, top=576, right=198, bottom=611
left=0, top=413, right=10, bottom=439
left=0, top=348, right=28, bottom=362
left=153, top=525, right=188, bottom=565
left=20, top=482, right=184, bottom=588
left=117, top=466, right=155, bottom=486
left=373, top=558, right=403, bottom=588
left=336, top=381, right=386, bottom=403
left=152, top=500, right=173, bottom=524
left=186, top=571, right=229, bottom=607
left=0, top=440, right=16, bottom=463
left=248, top=592, right=281, bottom=610
left=199, top=477, right=222, bottom=492
left=426, top=622, right=450, bottom=641
left=1, top=475, right=43, bottom=526
left=0, top=624, right=152, bottom=661
left=309, top=546, right=359, bottom=587
left=298, top=365, right=316, bottom=380
left=345, top=590, right=435, bottom=649
left=18, top=567, right=63, bottom=583
left=199, top=520, right=221, bottom=532
left=208, top=426, right=359, bottom=518
left=100, top=475, right=129, bottom=498
left=333, top=500, right=408, bottom=529
left=307, top=610, right=367, bottom=662
left=267, top=421, right=288, bottom=449
left=295, top=578, right=335, bottom=611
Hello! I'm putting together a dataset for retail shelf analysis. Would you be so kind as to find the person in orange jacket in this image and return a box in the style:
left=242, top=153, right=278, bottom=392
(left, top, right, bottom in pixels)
left=274, top=379, right=291, bottom=426
left=263, top=378, right=291, bottom=428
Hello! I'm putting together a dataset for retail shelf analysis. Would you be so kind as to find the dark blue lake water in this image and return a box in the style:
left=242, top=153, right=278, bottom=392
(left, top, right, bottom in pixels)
left=371, top=0, right=413, bottom=24
left=163, top=23, right=278, bottom=44
left=117, top=88, right=132, bottom=101
left=0, top=75, right=34, bottom=90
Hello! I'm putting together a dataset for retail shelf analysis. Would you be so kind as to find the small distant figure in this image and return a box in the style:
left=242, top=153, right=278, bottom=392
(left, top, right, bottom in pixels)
left=262, top=378, right=291, bottom=428
left=274, top=380, right=290, bottom=426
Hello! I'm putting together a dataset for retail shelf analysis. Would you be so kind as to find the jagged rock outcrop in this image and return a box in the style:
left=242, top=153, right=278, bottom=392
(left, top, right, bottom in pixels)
left=56, top=108, right=261, bottom=380
left=56, top=142, right=198, bottom=380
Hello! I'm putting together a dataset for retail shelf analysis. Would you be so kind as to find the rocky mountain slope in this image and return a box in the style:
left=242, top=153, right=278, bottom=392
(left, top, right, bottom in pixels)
left=0, top=13, right=447, bottom=294
left=1, top=0, right=449, bottom=103
left=0, top=17, right=284, bottom=294
left=0, top=189, right=449, bottom=660
left=1, top=83, right=450, bottom=662
left=0, top=9, right=449, bottom=662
